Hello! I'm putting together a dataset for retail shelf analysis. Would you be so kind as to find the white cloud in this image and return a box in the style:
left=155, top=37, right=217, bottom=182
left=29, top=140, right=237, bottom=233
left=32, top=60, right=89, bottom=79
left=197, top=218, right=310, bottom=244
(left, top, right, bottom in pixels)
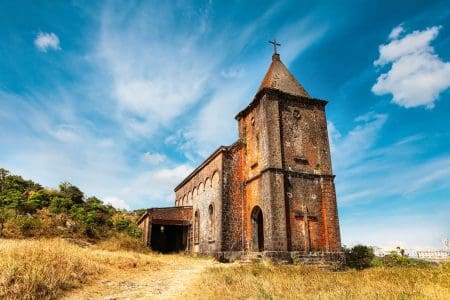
left=141, top=152, right=167, bottom=165
left=34, top=32, right=61, bottom=52
left=97, top=3, right=221, bottom=137
left=375, top=26, right=439, bottom=66
left=125, top=164, right=193, bottom=206
left=104, top=196, right=130, bottom=210
left=220, top=67, right=245, bottom=79
left=372, top=25, right=450, bottom=108
left=388, top=24, right=404, bottom=40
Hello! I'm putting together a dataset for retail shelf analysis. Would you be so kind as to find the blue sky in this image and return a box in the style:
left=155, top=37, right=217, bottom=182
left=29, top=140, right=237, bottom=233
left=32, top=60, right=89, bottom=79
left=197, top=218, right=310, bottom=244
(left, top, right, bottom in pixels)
left=1, top=0, right=449, bottom=249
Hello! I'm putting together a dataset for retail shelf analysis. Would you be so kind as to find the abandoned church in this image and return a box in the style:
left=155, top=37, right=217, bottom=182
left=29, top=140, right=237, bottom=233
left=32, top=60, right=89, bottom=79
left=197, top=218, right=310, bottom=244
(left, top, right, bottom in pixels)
left=137, top=43, right=343, bottom=262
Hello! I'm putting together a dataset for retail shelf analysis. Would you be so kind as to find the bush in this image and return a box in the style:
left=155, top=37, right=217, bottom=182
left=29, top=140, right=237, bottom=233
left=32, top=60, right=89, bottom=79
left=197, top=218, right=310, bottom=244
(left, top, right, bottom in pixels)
left=13, top=215, right=43, bottom=237
left=115, top=218, right=131, bottom=231
left=127, top=223, right=142, bottom=238
left=345, top=245, right=375, bottom=269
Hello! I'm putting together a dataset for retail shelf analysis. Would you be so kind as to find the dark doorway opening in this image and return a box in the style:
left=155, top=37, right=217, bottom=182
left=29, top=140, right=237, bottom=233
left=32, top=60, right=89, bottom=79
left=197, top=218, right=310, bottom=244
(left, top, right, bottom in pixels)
left=251, top=206, right=264, bottom=251
left=151, top=224, right=188, bottom=253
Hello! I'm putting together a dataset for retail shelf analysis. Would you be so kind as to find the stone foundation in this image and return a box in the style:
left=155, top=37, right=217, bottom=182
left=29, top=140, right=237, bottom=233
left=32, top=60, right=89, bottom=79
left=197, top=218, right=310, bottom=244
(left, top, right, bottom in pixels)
left=215, top=251, right=345, bottom=267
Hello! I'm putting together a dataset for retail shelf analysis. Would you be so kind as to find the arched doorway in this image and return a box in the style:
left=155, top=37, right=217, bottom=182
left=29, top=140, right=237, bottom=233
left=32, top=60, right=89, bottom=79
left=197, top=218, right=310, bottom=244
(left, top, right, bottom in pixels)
left=251, top=206, right=264, bottom=251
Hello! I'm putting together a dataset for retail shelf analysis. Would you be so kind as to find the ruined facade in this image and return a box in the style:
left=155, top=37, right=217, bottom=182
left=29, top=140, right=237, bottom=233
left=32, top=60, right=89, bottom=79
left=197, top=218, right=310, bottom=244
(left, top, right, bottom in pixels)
left=138, top=52, right=342, bottom=262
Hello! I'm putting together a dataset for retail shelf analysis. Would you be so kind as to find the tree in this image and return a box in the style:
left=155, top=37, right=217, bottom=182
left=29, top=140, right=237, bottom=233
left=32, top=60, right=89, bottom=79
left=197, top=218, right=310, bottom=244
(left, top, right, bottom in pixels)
left=59, top=182, right=84, bottom=204
left=0, top=168, right=10, bottom=181
left=49, top=196, right=73, bottom=213
left=344, top=245, right=375, bottom=269
left=24, top=190, right=51, bottom=213
left=0, top=168, right=42, bottom=213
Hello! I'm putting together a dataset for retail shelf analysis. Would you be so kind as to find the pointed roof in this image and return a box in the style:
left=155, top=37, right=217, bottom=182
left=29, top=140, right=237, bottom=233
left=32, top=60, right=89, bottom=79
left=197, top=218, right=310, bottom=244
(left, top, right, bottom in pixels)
left=257, top=53, right=310, bottom=98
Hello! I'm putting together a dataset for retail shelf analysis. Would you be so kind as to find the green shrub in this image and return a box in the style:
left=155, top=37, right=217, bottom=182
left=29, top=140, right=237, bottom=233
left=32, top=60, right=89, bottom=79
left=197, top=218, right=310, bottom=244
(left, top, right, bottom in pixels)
left=126, top=223, right=142, bottom=238
left=115, top=218, right=131, bottom=231
left=13, top=215, right=43, bottom=237
left=344, top=245, right=375, bottom=269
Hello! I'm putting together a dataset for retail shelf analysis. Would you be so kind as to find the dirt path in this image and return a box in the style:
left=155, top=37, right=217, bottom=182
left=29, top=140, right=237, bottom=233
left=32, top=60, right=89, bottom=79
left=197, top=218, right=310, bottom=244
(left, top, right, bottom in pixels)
left=64, top=256, right=217, bottom=300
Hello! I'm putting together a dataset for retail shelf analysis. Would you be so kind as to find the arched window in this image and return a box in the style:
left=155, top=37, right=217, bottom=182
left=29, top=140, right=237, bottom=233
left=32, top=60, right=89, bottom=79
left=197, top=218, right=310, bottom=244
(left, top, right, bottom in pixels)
left=193, top=187, right=197, bottom=201
left=212, top=171, right=220, bottom=187
left=194, top=210, right=200, bottom=244
left=208, top=204, right=215, bottom=241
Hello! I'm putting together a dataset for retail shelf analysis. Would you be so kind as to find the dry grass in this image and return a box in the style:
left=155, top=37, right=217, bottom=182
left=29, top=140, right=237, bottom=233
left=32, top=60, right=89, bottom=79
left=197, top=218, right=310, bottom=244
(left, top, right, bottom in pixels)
left=182, top=261, right=450, bottom=299
left=0, top=238, right=165, bottom=299
left=2, top=239, right=449, bottom=300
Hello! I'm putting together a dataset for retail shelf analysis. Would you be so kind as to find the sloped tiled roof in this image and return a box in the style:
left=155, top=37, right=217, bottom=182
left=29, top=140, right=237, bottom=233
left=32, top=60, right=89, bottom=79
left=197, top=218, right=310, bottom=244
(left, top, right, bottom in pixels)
left=257, top=53, right=310, bottom=98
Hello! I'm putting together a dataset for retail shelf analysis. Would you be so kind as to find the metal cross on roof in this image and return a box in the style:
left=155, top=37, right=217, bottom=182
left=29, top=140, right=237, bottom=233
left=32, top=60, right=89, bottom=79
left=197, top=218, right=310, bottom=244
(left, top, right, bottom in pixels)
left=269, top=39, right=281, bottom=54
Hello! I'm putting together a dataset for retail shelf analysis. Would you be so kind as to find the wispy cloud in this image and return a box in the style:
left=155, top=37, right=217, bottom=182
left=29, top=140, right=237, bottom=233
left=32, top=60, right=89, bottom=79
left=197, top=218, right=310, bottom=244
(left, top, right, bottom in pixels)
left=330, top=111, right=450, bottom=248
left=372, top=25, right=450, bottom=108
left=141, top=152, right=167, bottom=166
left=0, top=88, right=192, bottom=209
left=96, top=2, right=221, bottom=137
left=34, top=32, right=61, bottom=52
left=330, top=113, right=450, bottom=204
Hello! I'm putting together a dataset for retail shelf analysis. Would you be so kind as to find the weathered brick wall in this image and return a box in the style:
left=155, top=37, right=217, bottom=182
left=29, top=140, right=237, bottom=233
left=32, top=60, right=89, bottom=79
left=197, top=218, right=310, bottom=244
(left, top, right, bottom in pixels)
left=174, top=152, right=223, bottom=253
left=320, top=177, right=342, bottom=251
left=276, top=91, right=341, bottom=252
left=237, top=93, right=288, bottom=252
left=222, top=143, right=244, bottom=251
left=259, top=171, right=288, bottom=251
left=278, top=93, right=331, bottom=175
left=287, top=176, right=324, bottom=251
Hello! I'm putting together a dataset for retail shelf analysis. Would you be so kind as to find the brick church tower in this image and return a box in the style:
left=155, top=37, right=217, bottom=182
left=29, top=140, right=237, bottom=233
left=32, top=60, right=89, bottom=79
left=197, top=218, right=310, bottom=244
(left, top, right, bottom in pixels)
left=138, top=45, right=342, bottom=263
left=234, top=51, right=342, bottom=257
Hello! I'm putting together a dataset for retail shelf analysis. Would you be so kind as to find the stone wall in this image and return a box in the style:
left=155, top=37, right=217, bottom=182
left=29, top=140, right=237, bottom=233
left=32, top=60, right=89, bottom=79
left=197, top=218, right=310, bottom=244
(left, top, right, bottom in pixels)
left=222, top=143, right=245, bottom=251
left=174, top=151, right=223, bottom=253
left=278, top=93, right=332, bottom=175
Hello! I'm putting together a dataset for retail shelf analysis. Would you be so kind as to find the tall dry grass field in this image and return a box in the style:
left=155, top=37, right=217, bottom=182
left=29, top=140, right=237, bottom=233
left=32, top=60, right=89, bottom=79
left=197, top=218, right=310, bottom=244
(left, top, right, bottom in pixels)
left=183, top=261, right=450, bottom=299
left=0, top=238, right=164, bottom=299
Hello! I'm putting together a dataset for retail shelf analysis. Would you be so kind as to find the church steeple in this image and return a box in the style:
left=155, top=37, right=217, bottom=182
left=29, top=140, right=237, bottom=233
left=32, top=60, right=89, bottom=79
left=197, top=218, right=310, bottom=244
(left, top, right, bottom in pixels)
left=257, top=43, right=310, bottom=98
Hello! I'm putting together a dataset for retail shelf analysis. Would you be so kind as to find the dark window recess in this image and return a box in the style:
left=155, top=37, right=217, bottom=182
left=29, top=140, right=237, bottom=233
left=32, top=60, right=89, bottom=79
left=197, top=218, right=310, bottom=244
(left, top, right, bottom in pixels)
left=294, top=156, right=308, bottom=164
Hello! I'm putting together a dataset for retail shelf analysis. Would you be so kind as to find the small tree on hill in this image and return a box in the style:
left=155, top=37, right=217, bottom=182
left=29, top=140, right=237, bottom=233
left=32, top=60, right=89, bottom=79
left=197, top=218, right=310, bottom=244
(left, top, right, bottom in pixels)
left=344, top=245, right=375, bottom=269
left=59, top=182, right=84, bottom=204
